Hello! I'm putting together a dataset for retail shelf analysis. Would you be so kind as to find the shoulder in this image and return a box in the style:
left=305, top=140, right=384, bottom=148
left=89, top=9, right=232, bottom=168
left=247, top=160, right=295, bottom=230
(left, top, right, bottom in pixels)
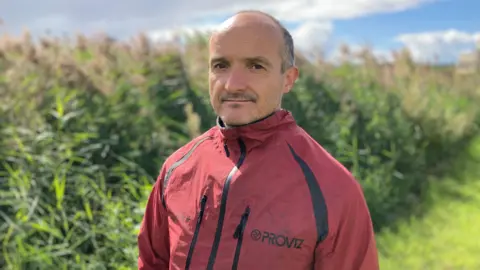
left=283, top=125, right=337, bottom=168
left=164, top=128, right=215, bottom=165
left=284, top=125, right=361, bottom=197
left=280, top=126, right=367, bottom=243
left=154, top=128, right=216, bottom=204
left=157, top=128, right=216, bottom=180
left=284, top=125, right=369, bottom=241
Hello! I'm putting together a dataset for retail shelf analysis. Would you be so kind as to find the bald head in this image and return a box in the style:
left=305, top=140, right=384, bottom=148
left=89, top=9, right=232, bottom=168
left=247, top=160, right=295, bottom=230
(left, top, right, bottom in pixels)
left=218, top=11, right=280, bottom=32
left=207, top=10, right=299, bottom=126
left=210, top=10, right=295, bottom=73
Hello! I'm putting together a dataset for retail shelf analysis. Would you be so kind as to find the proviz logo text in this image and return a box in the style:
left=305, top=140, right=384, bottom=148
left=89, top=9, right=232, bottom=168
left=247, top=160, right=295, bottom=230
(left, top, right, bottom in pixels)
left=250, top=229, right=304, bottom=249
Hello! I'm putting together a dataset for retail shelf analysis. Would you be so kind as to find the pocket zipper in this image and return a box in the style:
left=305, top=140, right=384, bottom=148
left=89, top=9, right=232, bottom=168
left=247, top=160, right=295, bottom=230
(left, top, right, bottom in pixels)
left=232, top=206, right=251, bottom=270
left=185, top=195, right=208, bottom=270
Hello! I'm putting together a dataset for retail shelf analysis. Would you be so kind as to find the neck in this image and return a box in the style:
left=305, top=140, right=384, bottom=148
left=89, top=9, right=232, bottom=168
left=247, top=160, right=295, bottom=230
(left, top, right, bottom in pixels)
left=214, top=109, right=295, bottom=151
left=219, top=110, right=278, bottom=129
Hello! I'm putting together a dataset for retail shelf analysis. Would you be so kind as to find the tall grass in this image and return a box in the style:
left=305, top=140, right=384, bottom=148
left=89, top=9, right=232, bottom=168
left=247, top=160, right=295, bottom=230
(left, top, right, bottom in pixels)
left=378, top=136, right=480, bottom=269
left=0, top=30, right=479, bottom=269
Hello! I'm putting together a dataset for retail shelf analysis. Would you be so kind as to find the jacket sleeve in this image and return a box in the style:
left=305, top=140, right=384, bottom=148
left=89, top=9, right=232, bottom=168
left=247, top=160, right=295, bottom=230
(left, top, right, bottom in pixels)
left=313, top=177, right=379, bottom=270
left=137, top=166, right=170, bottom=270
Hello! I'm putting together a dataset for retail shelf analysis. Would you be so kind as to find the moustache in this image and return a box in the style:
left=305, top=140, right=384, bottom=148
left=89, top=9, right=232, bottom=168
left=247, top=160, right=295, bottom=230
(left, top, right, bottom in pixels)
left=220, top=93, right=257, bottom=102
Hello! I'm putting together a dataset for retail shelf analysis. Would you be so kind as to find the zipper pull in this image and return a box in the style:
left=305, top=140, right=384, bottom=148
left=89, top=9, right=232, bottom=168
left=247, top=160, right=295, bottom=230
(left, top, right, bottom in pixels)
left=233, top=206, right=250, bottom=239
left=199, top=195, right=207, bottom=215
left=200, top=195, right=207, bottom=208
left=224, top=141, right=230, bottom=157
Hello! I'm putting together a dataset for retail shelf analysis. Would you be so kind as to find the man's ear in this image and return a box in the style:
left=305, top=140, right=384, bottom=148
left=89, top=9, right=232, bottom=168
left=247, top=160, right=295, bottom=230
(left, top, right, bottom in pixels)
left=283, top=66, right=299, bottom=94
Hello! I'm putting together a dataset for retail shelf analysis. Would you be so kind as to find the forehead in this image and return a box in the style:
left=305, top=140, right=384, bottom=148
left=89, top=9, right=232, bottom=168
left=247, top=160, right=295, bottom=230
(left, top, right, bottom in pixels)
left=209, top=20, right=283, bottom=61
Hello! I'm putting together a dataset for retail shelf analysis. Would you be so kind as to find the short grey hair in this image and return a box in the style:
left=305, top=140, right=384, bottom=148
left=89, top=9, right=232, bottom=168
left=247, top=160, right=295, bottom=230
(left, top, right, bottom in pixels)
left=234, top=10, right=295, bottom=73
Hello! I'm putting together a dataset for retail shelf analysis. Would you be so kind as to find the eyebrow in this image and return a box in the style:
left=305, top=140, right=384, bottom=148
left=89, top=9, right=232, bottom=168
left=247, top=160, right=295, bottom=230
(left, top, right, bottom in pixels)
left=210, top=56, right=273, bottom=68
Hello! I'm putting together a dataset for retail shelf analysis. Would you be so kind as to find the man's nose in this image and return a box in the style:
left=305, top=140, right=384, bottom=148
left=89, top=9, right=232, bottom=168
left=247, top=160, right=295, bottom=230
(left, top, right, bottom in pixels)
left=224, top=68, right=247, bottom=91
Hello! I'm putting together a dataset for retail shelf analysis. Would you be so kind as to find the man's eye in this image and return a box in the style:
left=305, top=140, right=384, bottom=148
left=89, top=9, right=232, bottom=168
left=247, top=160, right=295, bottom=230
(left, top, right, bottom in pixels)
left=213, top=63, right=227, bottom=69
left=250, top=64, right=264, bottom=70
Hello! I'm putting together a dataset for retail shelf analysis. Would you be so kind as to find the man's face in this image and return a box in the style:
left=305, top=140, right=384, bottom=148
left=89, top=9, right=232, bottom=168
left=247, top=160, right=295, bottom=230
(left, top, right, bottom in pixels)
left=208, top=15, right=298, bottom=126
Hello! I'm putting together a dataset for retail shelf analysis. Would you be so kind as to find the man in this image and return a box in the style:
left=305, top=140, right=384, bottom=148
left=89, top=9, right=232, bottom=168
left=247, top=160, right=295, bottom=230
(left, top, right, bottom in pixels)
left=137, top=10, right=379, bottom=270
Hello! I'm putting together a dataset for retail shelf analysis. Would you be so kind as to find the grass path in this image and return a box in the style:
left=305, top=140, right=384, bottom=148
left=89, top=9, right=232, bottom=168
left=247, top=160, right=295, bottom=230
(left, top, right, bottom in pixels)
left=377, top=137, right=480, bottom=270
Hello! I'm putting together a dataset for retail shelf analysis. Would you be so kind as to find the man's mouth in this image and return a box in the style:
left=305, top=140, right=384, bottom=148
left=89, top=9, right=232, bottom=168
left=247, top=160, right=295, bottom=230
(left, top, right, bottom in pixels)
left=222, top=99, right=254, bottom=103
left=224, top=100, right=251, bottom=102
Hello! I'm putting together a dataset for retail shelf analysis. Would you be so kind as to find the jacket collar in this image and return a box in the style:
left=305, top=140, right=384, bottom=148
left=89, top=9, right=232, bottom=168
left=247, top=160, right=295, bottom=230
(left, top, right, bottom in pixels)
left=214, top=109, right=296, bottom=145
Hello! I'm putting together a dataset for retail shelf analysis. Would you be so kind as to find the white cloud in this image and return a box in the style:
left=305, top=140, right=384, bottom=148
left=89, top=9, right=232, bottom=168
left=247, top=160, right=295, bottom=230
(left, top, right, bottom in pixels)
left=145, top=20, right=335, bottom=66
left=254, top=0, right=434, bottom=22
left=146, top=19, right=334, bottom=54
left=372, top=48, right=395, bottom=63
left=325, top=43, right=395, bottom=64
left=292, top=21, right=334, bottom=51
left=1, top=0, right=435, bottom=38
left=148, top=24, right=220, bottom=43
left=395, top=29, right=480, bottom=63
left=192, top=0, right=434, bottom=23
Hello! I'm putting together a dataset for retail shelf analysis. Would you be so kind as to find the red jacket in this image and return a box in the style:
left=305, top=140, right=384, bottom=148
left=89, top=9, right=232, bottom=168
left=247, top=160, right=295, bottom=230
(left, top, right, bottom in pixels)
left=137, top=109, right=379, bottom=270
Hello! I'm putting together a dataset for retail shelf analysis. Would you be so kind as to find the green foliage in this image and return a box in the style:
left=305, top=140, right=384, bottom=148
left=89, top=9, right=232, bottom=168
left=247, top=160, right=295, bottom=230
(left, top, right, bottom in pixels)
left=378, top=137, right=480, bottom=269
left=0, top=31, right=479, bottom=269
left=0, top=32, right=210, bottom=269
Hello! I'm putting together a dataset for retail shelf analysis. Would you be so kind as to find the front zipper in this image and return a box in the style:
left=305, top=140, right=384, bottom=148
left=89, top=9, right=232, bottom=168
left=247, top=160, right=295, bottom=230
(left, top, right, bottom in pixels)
left=206, top=138, right=247, bottom=270
left=232, top=206, right=251, bottom=270
left=185, top=195, right=208, bottom=270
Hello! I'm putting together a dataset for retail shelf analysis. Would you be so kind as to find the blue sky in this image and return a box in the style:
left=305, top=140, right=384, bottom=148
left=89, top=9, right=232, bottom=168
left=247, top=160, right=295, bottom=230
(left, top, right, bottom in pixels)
left=1, top=0, right=478, bottom=63
left=330, top=0, right=479, bottom=50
